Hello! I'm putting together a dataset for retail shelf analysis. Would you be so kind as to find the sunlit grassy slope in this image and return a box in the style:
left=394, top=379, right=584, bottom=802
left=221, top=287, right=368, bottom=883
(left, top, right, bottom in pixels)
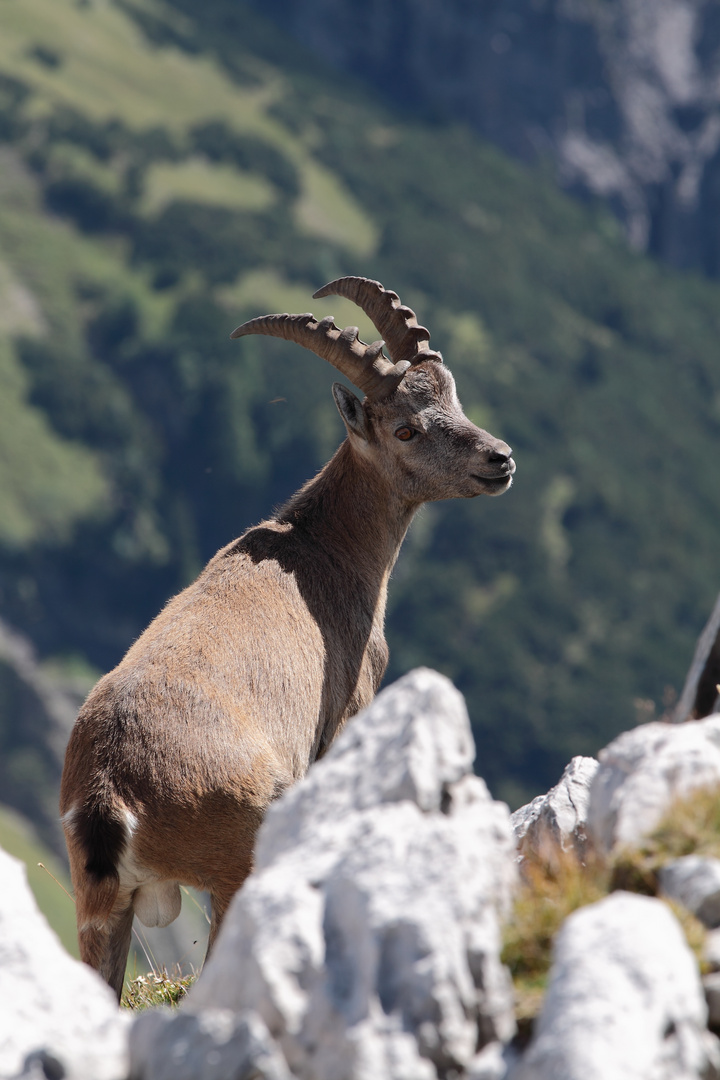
left=0, top=0, right=718, bottom=812
left=0, top=0, right=378, bottom=256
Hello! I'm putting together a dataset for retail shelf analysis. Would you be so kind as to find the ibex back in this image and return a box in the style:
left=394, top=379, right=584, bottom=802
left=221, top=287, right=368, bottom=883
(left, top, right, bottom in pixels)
left=60, top=277, right=516, bottom=999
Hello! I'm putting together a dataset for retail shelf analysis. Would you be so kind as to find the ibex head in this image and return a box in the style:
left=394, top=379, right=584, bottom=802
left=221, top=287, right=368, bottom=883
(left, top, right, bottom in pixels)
left=231, top=276, right=515, bottom=504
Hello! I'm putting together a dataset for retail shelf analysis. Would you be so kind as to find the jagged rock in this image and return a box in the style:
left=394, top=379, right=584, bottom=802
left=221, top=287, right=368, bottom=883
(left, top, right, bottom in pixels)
left=587, top=714, right=720, bottom=853
left=467, top=1040, right=515, bottom=1080
left=129, top=1009, right=291, bottom=1080
left=510, top=891, right=720, bottom=1080
left=130, top=669, right=517, bottom=1080
left=675, top=591, right=720, bottom=722
left=256, top=662, right=476, bottom=867
left=511, top=756, right=599, bottom=861
left=0, top=846, right=129, bottom=1080
left=659, top=855, right=720, bottom=928
left=704, top=972, right=720, bottom=1031
left=705, top=930, right=720, bottom=972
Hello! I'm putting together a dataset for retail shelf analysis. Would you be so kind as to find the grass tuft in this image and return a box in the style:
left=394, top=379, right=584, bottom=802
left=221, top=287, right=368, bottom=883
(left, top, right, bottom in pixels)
left=502, top=848, right=609, bottom=1029
left=122, top=967, right=196, bottom=1011
left=642, top=785, right=720, bottom=862
left=503, top=785, right=720, bottom=1037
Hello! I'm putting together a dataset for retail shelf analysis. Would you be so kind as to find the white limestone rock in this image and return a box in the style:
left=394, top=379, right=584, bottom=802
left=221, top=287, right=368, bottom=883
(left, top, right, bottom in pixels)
left=659, top=855, right=720, bottom=928
left=256, top=664, right=477, bottom=866
left=129, top=1008, right=291, bottom=1080
left=467, top=1040, right=515, bottom=1080
left=511, top=756, right=599, bottom=860
left=510, top=891, right=720, bottom=1080
left=588, top=715, right=720, bottom=853
left=131, top=669, right=517, bottom=1080
left=0, top=846, right=129, bottom=1080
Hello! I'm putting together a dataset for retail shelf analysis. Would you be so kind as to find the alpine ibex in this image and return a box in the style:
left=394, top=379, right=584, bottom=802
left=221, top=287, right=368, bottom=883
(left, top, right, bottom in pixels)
left=60, top=276, right=515, bottom=999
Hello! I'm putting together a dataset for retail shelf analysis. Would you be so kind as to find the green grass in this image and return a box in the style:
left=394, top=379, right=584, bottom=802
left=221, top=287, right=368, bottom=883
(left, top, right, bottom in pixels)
left=294, top=158, right=379, bottom=256
left=141, top=158, right=276, bottom=216
left=0, top=0, right=269, bottom=131
left=0, top=0, right=378, bottom=256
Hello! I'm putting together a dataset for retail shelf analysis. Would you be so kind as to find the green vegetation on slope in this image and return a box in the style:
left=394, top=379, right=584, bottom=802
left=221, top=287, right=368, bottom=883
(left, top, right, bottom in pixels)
left=0, top=0, right=718, bottom=811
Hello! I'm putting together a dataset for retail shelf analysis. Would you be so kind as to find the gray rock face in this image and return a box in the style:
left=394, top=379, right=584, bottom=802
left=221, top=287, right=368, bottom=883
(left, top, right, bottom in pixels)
left=130, top=669, right=517, bottom=1080
left=0, top=846, right=128, bottom=1080
left=510, top=891, right=720, bottom=1080
left=246, top=0, right=720, bottom=277
left=675, top=591, right=720, bottom=722
left=704, top=972, right=720, bottom=1031
left=588, top=715, right=720, bottom=853
left=660, top=856, right=720, bottom=928
left=512, top=755, right=599, bottom=860
left=129, top=1009, right=291, bottom=1080
left=705, top=929, right=720, bottom=972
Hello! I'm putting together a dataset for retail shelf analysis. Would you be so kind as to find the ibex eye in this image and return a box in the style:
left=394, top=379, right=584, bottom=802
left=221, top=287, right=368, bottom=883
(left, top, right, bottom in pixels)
left=395, top=426, right=415, bottom=441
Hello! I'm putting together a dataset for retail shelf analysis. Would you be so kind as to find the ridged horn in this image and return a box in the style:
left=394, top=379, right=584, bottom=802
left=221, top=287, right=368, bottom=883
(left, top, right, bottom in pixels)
left=312, top=276, right=443, bottom=367
left=230, top=311, right=409, bottom=400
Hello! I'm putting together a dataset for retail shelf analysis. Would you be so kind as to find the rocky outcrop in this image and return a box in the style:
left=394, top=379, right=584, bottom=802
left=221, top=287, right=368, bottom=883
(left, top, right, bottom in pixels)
left=129, top=1010, right=291, bottom=1080
left=510, top=891, right=720, bottom=1080
left=249, top=0, right=720, bottom=277
left=130, top=668, right=518, bottom=1080
left=675, top=591, right=720, bottom=723
left=0, top=846, right=129, bottom=1080
left=587, top=713, right=720, bottom=853
left=511, top=755, right=599, bottom=861
left=660, top=856, right=720, bottom=929
left=6, top=662, right=720, bottom=1079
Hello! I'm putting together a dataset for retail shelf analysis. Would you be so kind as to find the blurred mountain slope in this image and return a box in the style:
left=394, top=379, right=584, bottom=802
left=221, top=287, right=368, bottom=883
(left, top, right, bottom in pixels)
left=0, top=0, right=718, bottom=813
left=245, top=0, right=720, bottom=278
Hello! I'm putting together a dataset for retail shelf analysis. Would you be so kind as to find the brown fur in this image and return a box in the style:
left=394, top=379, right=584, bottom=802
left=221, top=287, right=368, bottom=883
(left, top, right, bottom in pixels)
left=60, top=358, right=515, bottom=1000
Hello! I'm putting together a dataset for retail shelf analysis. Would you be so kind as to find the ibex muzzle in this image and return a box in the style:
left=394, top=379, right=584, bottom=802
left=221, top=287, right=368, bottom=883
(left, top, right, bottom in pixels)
left=60, top=277, right=515, bottom=999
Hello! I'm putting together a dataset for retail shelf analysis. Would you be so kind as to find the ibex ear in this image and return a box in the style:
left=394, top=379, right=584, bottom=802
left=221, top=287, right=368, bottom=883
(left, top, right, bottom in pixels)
left=332, top=382, right=369, bottom=441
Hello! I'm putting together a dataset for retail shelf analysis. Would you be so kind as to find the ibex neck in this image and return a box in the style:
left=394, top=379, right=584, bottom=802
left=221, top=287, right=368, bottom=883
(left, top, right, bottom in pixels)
left=277, top=440, right=415, bottom=581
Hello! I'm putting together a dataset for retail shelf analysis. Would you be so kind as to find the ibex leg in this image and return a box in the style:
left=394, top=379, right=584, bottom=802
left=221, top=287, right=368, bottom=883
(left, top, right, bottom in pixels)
left=78, top=901, right=135, bottom=1003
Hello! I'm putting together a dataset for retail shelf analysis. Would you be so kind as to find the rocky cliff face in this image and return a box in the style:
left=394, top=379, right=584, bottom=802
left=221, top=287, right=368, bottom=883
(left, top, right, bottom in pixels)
left=248, top=0, right=720, bottom=276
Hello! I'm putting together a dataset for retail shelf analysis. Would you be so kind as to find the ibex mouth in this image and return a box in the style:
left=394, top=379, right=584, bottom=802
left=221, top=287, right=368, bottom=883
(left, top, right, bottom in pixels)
left=472, top=461, right=516, bottom=495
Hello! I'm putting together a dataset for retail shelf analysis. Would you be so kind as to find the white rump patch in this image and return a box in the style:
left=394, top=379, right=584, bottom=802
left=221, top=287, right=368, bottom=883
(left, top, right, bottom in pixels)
left=117, top=807, right=181, bottom=927
left=133, top=881, right=182, bottom=928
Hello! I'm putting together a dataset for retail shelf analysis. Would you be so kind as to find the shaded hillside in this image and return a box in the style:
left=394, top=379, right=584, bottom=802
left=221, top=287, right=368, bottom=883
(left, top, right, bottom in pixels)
left=245, top=0, right=720, bottom=277
left=0, top=0, right=719, bottom=807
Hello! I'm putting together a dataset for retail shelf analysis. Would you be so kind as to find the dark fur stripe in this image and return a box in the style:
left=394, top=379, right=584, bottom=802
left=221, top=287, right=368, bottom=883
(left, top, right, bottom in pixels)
left=73, top=805, right=126, bottom=882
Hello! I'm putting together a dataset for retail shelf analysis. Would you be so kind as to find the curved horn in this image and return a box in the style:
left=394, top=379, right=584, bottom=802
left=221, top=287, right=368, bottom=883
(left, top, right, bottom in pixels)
left=312, top=277, right=443, bottom=367
left=230, top=312, right=409, bottom=400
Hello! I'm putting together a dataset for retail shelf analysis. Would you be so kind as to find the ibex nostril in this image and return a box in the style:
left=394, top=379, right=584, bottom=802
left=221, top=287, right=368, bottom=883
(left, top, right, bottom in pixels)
left=487, top=444, right=512, bottom=464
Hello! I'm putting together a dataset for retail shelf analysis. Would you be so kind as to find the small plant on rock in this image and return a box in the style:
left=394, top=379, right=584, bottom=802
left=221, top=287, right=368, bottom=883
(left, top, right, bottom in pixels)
left=122, top=968, right=196, bottom=1010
